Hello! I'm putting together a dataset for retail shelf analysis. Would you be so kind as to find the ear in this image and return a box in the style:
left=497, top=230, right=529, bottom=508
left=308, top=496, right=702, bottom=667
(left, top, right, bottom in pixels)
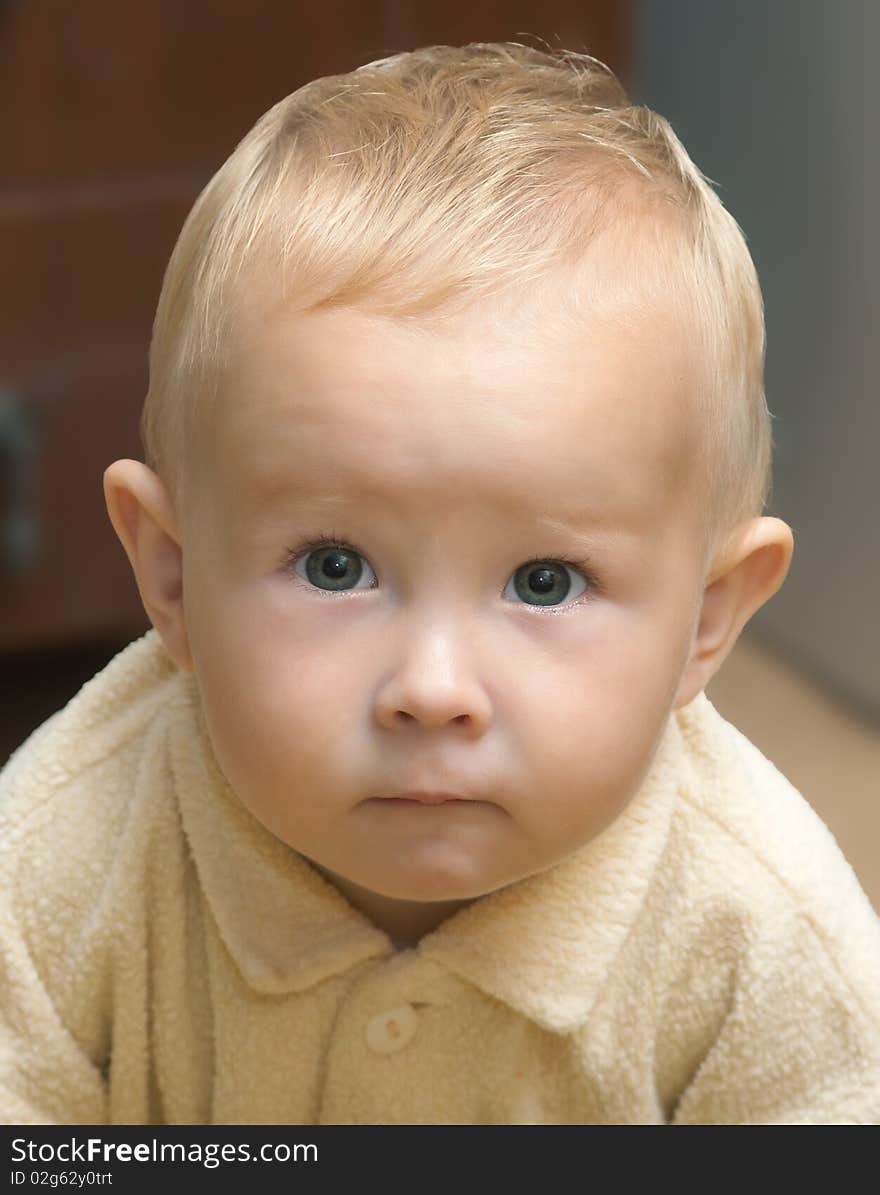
left=103, top=459, right=194, bottom=671
left=674, top=516, right=794, bottom=710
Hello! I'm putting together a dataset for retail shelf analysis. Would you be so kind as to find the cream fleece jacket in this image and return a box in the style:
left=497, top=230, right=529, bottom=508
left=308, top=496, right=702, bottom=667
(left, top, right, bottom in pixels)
left=1, top=629, right=879, bottom=1125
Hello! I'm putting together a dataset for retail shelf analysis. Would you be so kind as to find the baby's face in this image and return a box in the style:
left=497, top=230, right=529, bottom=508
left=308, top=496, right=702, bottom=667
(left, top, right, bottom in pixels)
left=179, top=274, right=708, bottom=924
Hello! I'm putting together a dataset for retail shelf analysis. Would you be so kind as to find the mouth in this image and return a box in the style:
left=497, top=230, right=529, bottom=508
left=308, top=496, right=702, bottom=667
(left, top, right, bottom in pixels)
left=373, top=792, right=476, bottom=807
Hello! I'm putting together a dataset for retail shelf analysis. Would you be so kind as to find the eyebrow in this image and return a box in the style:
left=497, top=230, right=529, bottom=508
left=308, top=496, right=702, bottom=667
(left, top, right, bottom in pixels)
left=534, top=516, right=625, bottom=549
left=249, top=478, right=629, bottom=553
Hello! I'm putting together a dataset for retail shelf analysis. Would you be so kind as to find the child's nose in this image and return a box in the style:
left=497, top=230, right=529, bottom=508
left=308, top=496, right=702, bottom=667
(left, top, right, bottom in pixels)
left=372, top=618, right=492, bottom=736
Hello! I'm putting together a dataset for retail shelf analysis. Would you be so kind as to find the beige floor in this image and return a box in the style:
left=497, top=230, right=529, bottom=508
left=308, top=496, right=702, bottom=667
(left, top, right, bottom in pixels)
left=706, top=631, right=880, bottom=913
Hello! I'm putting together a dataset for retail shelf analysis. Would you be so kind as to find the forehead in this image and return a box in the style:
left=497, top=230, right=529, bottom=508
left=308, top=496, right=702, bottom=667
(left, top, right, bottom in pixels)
left=210, top=269, right=700, bottom=530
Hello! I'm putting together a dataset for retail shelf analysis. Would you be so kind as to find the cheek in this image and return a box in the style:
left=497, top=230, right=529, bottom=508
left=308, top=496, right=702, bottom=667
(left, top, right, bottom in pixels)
left=201, top=649, right=345, bottom=764
left=188, top=565, right=346, bottom=719
left=194, top=657, right=352, bottom=850
left=510, top=614, right=682, bottom=824
left=188, top=604, right=358, bottom=810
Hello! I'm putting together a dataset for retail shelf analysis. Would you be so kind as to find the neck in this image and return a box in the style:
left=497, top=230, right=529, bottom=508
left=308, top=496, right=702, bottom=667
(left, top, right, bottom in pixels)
left=313, top=865, right=477, bottom=946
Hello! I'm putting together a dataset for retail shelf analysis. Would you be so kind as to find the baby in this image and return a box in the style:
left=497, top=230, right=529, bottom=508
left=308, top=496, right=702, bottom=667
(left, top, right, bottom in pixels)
left=2, top=43, right=879, bottom=1126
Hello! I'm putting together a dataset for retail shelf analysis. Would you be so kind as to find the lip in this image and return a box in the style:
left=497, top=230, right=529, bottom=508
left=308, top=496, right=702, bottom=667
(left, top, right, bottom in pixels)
left=376, top=791, right=473, bottom=806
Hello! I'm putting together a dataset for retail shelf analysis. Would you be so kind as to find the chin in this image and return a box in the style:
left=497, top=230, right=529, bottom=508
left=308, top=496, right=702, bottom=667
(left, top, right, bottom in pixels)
left=364, top=860, right=499, bottom=904
left=405, top=869, right=520, bottom=905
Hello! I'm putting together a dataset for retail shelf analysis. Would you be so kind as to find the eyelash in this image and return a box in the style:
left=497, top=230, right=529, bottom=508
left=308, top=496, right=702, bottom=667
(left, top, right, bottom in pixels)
left=282, top=530, right=603, bottom=604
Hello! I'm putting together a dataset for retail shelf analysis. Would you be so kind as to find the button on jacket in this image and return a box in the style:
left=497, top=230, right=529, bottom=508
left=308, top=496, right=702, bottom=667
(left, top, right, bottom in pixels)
left=1, top=630, right=879, bottom=1124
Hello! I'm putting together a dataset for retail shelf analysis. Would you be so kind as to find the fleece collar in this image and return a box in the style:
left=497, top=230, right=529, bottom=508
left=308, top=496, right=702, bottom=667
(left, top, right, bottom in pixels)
left=167, top=655, right=687, bottom=1036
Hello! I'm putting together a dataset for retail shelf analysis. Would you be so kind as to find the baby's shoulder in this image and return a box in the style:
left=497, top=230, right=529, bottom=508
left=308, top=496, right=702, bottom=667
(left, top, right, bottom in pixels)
left=665, top=693, right=880, bottom=994
left=672, top=694, right=862, bottom=901
left=0, top=629, right=184, bottom=917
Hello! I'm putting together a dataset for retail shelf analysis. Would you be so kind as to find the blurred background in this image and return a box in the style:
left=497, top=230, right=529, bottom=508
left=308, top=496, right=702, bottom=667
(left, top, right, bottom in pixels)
left=1, top=1, right=877, bottom=907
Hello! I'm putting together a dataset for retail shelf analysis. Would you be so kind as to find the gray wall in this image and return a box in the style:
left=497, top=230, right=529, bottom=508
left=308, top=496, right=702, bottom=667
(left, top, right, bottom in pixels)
left=632, top=0, right=879, bottom=721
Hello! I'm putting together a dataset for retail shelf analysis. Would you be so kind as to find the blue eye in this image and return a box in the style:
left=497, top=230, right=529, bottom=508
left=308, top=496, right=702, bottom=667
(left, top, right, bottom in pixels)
left=502, top=559, right=589, bottom=608
left=290, top=540, right=377, bottom=592
left=286, top=535, right=596, bottom=606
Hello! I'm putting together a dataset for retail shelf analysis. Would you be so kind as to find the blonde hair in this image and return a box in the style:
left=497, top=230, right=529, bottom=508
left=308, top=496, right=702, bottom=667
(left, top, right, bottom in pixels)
left=142, top=41, right=772, bottom=556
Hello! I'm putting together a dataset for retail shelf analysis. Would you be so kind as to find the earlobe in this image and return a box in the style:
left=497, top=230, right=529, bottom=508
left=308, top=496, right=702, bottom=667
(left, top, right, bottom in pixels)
left=674, top=516, right=794, bottom=710
left=103, top=459, right=194, bottom=671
